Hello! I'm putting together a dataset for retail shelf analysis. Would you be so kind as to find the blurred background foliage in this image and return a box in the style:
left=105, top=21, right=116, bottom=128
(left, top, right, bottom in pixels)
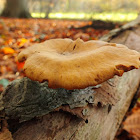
left=0, top=0, right=140, bottom=21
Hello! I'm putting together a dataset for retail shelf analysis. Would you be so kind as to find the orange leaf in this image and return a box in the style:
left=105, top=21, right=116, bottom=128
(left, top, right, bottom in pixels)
left=16, top=61, right=25, bottom=71
left=2, top=47, right=15, bottom=54
left=4, top=39, right=15, bottom=45
left=17, top=38, right=28, bottom=47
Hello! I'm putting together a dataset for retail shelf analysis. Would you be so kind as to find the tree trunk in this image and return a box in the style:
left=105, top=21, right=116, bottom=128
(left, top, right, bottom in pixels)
left=45, top=0, right=58, bottom=19
left=1, top=0, right=31, bottom=18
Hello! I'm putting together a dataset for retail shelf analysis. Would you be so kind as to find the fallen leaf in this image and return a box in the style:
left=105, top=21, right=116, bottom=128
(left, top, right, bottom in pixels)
left=16, top=61, right=25, bottom=71
left=0, top=79, right=9, bottom=87
left=123, top=108, right=140, bottom=139
left=0, top=120, right=13, bottom=140
left=17, top=38, right=28, bottom=47
left=1, top=47, right=15, bottom=54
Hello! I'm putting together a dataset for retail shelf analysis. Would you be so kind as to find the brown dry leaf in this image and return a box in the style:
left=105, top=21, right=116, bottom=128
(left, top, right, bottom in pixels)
left=73, top=32, right=90, bottom=41
left=0, top=121, right=13, bottom=140
left=123, top=109, right=140, bottom=139
left=18, top=38, right=140, bottom=90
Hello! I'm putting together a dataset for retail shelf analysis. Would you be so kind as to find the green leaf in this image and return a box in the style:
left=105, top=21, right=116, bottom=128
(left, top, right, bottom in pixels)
left=0, top=79, right=9, bottom=87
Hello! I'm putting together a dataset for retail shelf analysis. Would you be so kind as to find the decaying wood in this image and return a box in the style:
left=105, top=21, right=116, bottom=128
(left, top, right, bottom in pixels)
left=1, top=17, right=140, bottom=140
left=0, top=77, right=119, bottom=122
left=12, top=70, right=140, bottom=140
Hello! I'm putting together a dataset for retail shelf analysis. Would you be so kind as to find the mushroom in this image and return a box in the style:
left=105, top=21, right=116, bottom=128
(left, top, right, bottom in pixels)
left=18, top=38, right=140, bottom=90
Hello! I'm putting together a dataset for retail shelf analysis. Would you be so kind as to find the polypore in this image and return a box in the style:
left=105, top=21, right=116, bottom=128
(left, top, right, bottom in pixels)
left=18, top=38, right=140, bottom=90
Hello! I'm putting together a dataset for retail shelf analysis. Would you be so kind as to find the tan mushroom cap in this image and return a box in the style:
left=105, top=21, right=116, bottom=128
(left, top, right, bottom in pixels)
left=18, top=38, right=140, bottom=90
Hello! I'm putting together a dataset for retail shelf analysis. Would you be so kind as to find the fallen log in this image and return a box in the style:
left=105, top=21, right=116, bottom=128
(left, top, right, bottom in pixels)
left=1, top=17, right=140, bottom=140
left=12, top=70, right=140, bottom=140
left=71, top=20, right=117, bottom=30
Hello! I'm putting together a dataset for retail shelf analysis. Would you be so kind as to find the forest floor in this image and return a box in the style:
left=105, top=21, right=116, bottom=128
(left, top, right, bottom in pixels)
left=0, top=18, right=139, bottom=140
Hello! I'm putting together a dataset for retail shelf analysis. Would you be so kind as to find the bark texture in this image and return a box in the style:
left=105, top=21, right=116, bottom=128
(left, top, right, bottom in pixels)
left=1, top=0, right=30, bottom=18
left=12, top=70, right=140, bottom=140
left=0, top=77, right=118, bottom=122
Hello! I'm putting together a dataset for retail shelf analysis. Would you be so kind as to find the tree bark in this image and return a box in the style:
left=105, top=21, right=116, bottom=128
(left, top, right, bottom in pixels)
left=12, top=70, right=140, bottom=140
left=45, top=0, right=58, bottom=19
left=1, top=0, right=31, bottom=18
